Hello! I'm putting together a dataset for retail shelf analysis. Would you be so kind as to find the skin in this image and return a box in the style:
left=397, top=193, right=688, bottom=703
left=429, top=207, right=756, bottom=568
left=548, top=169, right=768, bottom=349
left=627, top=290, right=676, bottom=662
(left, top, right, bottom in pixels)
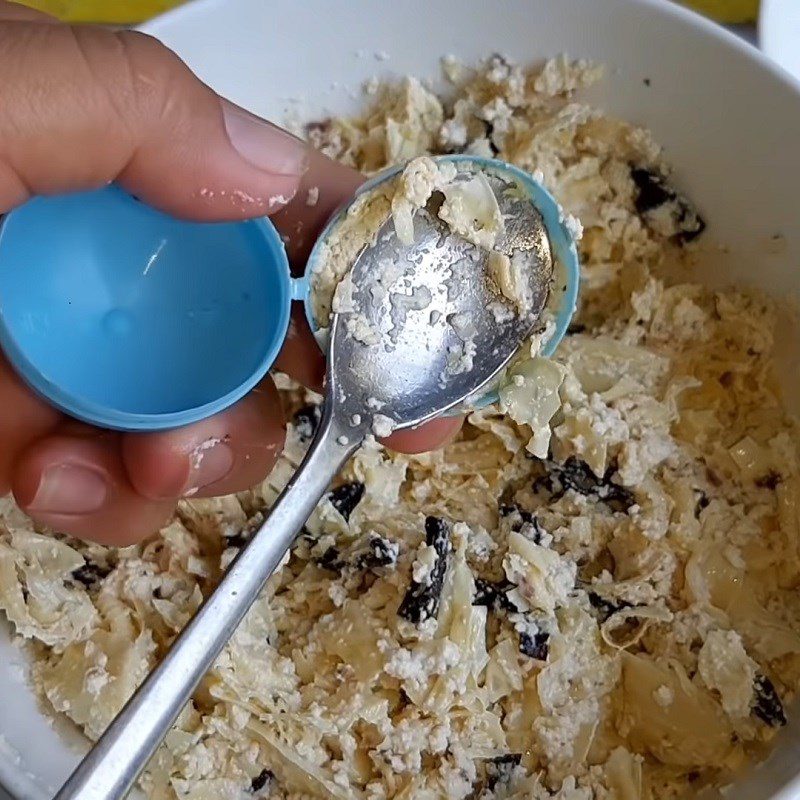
left=0, top=1, right=463, bottom=545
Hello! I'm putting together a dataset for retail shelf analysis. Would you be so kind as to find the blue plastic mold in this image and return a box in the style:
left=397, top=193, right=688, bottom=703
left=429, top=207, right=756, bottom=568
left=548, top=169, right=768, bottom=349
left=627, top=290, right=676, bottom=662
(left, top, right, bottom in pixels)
left=0, top=186, right=294, bottom=431
left=0, top=156, right=579, bottom=431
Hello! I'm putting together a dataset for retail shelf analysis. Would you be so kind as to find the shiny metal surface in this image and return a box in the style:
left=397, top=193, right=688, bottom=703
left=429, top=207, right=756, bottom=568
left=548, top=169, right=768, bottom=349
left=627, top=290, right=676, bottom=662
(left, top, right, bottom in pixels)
left=53, top=158, right=554, bottom=800
left=332, top=168, right=553, bottom=429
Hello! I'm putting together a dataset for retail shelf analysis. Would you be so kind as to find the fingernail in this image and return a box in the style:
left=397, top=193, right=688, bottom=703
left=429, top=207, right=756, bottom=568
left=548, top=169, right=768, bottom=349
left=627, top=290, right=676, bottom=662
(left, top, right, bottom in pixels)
left=28, top=464, right=107, bottom=515
left=186, top=438, right=234, bottom=494
left=222, top=101, right=309, bottom=176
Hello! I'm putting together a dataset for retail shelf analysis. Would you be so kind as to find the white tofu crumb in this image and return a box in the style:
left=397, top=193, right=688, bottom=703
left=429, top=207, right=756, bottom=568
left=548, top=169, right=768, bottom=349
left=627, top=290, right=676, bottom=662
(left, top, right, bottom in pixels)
left=372, top=414, right=395, bottom=438
left=653, top=684, right=674, bottom=707
left=190, top=436, right=225, bottom=470
left=411, top=543, right=438, bottom=584
left=328, top=583, right=347, bottom=607
left=698, top=630, right=757, bottom=719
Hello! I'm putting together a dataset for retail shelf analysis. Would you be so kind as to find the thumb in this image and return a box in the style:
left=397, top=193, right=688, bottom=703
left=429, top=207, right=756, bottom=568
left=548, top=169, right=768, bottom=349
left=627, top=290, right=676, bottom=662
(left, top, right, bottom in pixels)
left=0, top=17, right=308, bottom=219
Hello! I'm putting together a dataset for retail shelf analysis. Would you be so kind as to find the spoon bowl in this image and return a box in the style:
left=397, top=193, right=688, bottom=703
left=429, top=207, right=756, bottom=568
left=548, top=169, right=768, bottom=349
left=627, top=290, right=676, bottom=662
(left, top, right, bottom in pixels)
left=307, top=155, right=580, bottom=414
left=329, top=159, right=558, bottom=433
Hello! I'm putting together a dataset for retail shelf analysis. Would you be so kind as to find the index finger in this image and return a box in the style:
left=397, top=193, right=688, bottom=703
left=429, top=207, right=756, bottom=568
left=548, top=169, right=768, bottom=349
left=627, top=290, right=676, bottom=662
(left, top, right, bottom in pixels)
left=270, top=150, right=360, bottom=391
left=272, top=149, right=359, bottom=389
left=271, top=148, right=363, bottom=268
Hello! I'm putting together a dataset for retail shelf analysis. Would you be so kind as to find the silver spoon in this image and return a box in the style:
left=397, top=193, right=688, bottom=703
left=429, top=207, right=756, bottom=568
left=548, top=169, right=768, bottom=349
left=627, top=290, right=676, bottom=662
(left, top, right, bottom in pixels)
left=54, top=160, right=558, bottom=800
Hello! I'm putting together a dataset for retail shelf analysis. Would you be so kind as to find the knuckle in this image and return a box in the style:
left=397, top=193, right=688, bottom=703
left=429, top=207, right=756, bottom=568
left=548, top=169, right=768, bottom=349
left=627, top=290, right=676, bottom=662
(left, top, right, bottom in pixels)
left=63, top=27, right=184, bottom=136
left=111, top=29, right=199, bottom=133
left=70, top=27, right=141, bottom=133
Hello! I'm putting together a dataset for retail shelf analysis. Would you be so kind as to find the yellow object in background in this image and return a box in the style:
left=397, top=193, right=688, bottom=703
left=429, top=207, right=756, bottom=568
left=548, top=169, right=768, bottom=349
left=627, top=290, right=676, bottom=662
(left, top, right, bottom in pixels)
left=678, top=0, right=759, bottom=23
left=14, top=0, right=185, bottom=23
left=17, top=0, right=760, bottom=25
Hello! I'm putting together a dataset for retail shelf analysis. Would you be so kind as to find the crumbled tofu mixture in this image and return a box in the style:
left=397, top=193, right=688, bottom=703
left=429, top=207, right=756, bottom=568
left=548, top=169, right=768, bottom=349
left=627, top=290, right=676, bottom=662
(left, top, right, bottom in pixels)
left=311, top=155, right=512, bottom=336
left=2, top=54, right=800, bottom=800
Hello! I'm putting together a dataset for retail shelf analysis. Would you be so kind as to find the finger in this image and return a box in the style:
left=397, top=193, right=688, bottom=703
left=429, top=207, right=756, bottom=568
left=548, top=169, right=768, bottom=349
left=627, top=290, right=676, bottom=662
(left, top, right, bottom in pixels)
left=273, top=305, right=326, bottom=392
left=12, top=433, right=174, bottom=545
left=270, top=151, right=360, bottom=389
left=121, top=377, right=285, bottom=500
left=384, top=416, right=464, bottom=454
left=0, top=22, right=308, bottom=219
left=0, top=353, right=63, bottom=495
left=271, top=148, right=363, bottom=266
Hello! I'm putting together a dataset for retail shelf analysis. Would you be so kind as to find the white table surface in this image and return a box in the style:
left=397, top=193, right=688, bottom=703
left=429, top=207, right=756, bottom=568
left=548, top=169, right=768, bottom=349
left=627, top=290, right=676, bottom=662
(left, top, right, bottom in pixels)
left=0, top=15, right=762, bottom=800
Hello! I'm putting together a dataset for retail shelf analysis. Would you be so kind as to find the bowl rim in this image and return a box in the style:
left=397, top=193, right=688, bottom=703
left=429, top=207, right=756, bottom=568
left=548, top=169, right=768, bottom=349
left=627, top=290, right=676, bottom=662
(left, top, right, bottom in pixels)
left=142, top=0, right=800, bottom=95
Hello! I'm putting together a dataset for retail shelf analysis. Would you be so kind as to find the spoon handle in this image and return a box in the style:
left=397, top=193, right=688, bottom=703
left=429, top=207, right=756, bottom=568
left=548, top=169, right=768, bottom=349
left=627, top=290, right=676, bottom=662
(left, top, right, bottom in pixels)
left=54, top=403, right=359, bottom=800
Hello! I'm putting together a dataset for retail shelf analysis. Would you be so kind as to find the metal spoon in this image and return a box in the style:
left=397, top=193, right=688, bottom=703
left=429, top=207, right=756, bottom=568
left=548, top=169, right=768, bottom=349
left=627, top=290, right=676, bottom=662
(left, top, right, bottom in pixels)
left=54, top=161, right=557, bottom=800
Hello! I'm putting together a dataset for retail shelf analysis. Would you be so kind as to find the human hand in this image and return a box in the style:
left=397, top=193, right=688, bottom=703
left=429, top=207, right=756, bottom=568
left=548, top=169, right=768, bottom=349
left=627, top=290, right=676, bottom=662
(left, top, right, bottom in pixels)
left=0, top=1, right=462, bottom=544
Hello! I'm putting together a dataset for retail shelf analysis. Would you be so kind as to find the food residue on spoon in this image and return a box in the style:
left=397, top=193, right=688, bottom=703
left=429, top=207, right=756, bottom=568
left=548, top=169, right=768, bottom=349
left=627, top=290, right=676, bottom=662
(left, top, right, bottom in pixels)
left=311, top=155, right=540, bottom=334
left=310, top=154, right=552, bottom=436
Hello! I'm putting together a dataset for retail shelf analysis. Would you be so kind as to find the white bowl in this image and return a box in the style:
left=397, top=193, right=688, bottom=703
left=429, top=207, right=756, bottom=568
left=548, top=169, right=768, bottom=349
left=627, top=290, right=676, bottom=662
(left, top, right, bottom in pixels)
left=761, top=0, right=800, bottom=82
left=2, top=1, right=800, bottom=798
